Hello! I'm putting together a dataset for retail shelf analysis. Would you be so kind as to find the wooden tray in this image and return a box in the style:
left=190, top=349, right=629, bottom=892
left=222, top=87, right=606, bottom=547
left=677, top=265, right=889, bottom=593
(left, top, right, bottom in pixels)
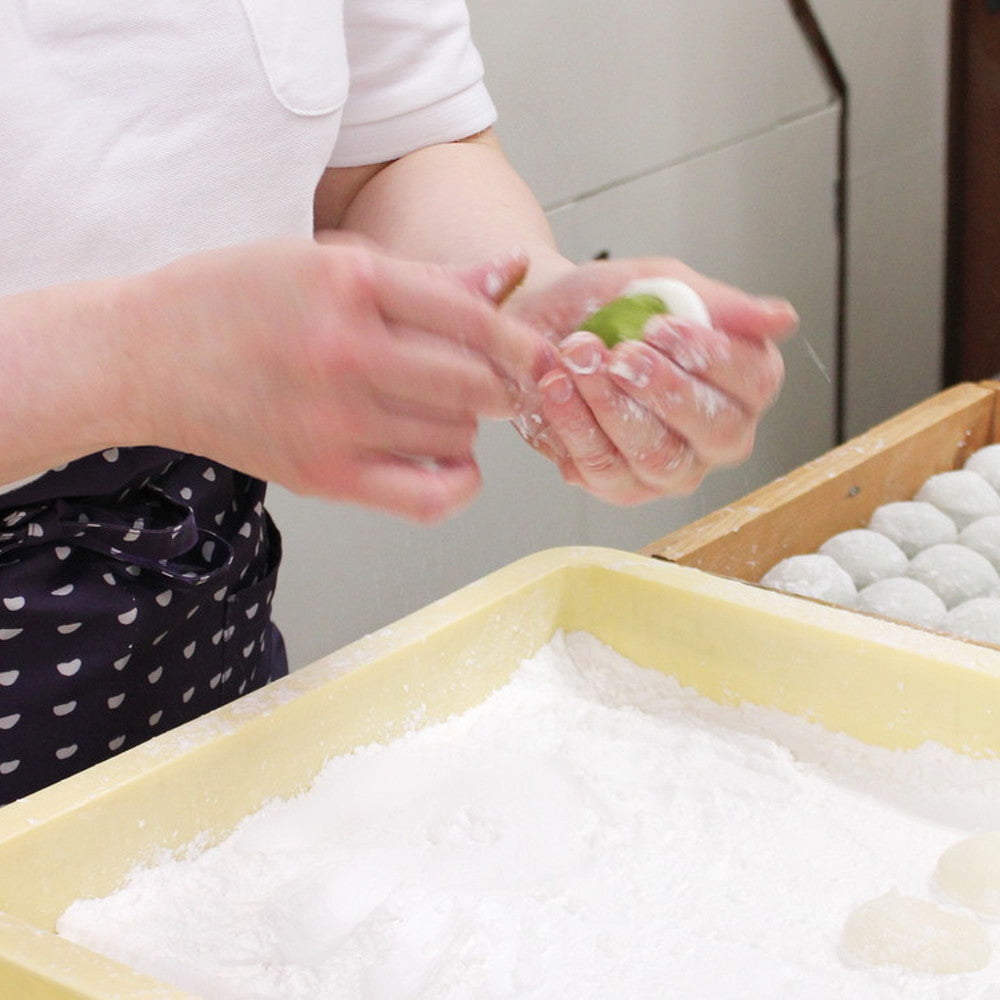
left=642, top=382, right=1000, bottom=582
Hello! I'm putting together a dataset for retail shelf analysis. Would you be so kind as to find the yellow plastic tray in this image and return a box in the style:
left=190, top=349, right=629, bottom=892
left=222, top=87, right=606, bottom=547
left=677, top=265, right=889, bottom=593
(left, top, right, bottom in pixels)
left=3, top=546, right=1000, bottom=999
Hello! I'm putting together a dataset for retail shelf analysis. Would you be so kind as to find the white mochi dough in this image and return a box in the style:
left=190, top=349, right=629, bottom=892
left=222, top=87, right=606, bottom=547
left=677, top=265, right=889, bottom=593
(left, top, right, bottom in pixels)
left=935, top=831, right=1000, bottom=917
left=818, top=529, right=908, bottom=589
left=868, top=502, right=958, bottom=558
left=915, top=470, right=1000, bottom=530
left=906, top=543, right=1000, bottom=608
left=943, top=598, right=1000, bottom=645
left=965, top=443, right=1000, bottom=493
left=623, top=277, right=712, bottom=327
left=959, top=515, right=1000, bottom=572
left=855, top=577, right=947, bottom=629
left=840, top=891, right=990, bottom=974
left=759, top=554, right=857, bottom=607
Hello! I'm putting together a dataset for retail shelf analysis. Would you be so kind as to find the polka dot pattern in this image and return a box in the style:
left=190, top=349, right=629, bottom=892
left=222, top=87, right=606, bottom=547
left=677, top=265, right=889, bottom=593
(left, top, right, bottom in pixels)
left=0, top=447, right=285, bottom=804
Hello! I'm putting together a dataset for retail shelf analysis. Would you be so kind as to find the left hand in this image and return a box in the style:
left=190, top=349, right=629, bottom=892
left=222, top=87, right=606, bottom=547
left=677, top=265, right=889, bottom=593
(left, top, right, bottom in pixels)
left=502, top=256, right=797, bottom=506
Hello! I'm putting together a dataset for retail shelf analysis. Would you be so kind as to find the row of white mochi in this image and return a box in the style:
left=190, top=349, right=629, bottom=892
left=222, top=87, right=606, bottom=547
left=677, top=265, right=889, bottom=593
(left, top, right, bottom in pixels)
left=760, top=443, right=1000, bottom=645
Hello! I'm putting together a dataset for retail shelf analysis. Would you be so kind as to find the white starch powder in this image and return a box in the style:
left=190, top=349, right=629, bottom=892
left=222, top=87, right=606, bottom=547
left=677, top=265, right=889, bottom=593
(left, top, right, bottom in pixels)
left=57, top=632, right=1000, bottom=1000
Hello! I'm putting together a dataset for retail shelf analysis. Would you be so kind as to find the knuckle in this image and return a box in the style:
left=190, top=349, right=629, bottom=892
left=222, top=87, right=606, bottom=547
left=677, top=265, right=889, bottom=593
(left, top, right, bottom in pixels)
left=641, top=434, right=692, bottom=479
left=578, top=448, right=620, bottom=476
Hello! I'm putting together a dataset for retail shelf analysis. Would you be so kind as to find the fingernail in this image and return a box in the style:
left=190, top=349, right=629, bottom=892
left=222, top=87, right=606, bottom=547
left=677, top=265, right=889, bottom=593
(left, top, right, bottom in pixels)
left=483, top=249, right=529, bottom=303
left=608, top=351, right=652, bottom=388
left=561, top=334, right=602, bottom=375
left=541, top=370, right=574, bottom=405
left=756, top=296, right=800, bottom=322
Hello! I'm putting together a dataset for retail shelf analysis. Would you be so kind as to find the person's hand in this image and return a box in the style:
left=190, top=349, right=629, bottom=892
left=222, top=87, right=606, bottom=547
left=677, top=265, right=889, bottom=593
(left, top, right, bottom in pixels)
left=126, top=238, right=556, bottom=521
left=502, top=256, right=797, bottom=506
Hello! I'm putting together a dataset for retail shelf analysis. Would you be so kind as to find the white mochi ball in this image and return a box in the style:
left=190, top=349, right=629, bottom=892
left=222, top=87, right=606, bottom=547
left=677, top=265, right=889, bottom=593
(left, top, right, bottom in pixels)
left=959, top=515, right=1000, bottom=572
left=964, top=443, right=1000, bottom=493
left=840, top=891, right=990, bottom=974
left=818, top=529, right=908, bottom=589
left=856, top=577, right=947, bottom=629
left=915, top=469, right=1000, bottom=530
left=906, top=543, right=1000, bottom=608
left=868, top=501, right=958, bottom=558
left=759, top=554, right=857, bottom=607
left=943, top=598, right=1000, bottom=645
left=935, top=831, right=1000, bottom=917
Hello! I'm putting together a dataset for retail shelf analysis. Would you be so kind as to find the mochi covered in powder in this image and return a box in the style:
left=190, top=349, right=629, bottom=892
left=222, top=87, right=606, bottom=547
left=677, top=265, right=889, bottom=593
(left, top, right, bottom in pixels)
left=759, top=554, right=857, bottom=607
left=841, top=891, right=990, bottom=974
left=867, top=501, right=957, bottom=558
left=915, top=470, right=1000, bottom=531
left=856, top=577, right=947, bottom=629
left=958, top=515, right=1000, bottom=572
left=943, top=598, right=1000, bottom=645
left=818, top=529, right=908, bottom=589
left=964, top=443, right=1000, bottom=493
left=906, top=543, right=1000, bottom=609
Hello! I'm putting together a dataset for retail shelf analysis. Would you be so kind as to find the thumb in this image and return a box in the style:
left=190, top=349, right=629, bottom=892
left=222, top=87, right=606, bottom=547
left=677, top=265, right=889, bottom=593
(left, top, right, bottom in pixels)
left=690, top=280, right=800, bottom=343
left=454, top=250, right=529, bottom=305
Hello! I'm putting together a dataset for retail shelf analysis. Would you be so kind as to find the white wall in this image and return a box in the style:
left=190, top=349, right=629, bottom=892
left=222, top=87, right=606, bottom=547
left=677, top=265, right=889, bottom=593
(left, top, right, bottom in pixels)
left=809, top=0, right=950, bottom=436
left=269, top=1, right=948, bottom=669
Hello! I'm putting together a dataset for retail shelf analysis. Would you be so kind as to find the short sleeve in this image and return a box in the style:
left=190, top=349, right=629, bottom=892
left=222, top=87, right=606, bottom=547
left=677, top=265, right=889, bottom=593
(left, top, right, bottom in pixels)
left=329, top=0, right=497, bottom=167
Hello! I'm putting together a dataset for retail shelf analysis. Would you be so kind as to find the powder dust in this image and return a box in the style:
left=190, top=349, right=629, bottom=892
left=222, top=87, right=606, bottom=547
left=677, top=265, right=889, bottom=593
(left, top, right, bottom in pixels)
left=58, top=632, right=1000, bottom=1000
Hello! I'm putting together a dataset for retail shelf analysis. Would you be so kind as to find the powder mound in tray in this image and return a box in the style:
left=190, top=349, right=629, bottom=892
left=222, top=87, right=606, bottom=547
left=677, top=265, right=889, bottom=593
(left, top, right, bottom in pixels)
left=57, top=632, right=1000, bottom=1000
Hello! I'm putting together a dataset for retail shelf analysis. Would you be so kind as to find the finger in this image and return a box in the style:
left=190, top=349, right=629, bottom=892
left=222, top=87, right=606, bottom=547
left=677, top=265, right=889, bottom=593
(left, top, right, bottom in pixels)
left=367, top=325, right=520, bottom=419
left=558, top=336, right=709, bottom=495
left=343, top=452, right=482, bottom=523
left=605, top=339, right=754, bottom=467
left=684, top=280, right=798, bottom=342
left=510, top=403, right=570, bottom=465
left=538, top=368, right=641, bottom=499
left=361, top=404, right=479, bottom=462
left=642, top=315, right=785, bottom=415
left=370, top=255, right=556, bottom=390
left=538, top=365, right=696, bottom=505
left=454, top=250, right=529, bottom=305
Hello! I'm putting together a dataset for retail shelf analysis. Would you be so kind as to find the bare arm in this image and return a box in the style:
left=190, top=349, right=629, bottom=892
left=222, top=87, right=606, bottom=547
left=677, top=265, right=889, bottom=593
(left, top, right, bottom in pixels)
left=0, top=277, right=146, bottom=486
left=0, top=239, right=553, bottom=520
left=318, top=128, right=796, bottom=506
left=315, top=128, right=574, bottom=291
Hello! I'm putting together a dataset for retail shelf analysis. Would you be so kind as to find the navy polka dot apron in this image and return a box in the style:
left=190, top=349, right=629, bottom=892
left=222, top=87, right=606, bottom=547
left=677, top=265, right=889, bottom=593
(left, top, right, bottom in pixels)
left=0, top=447, right=286, bottom=804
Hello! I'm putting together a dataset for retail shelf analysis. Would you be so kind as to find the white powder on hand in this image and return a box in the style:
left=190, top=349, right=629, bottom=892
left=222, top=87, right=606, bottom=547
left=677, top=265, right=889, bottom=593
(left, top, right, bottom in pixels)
left=57, top=632, right=1000, bottom=999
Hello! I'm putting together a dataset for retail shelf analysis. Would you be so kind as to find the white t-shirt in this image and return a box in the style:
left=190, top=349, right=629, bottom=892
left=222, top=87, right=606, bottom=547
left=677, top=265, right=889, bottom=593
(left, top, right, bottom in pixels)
left=0, top=0, right=496, bottom=295
left=0, top=0, right=496, bottom=494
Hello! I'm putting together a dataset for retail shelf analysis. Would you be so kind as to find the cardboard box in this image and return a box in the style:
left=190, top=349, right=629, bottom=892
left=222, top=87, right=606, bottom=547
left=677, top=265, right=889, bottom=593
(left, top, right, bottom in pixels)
left=642, top=382, right=1000, bottom=584
left=3, top=546, right=1000, bottom=997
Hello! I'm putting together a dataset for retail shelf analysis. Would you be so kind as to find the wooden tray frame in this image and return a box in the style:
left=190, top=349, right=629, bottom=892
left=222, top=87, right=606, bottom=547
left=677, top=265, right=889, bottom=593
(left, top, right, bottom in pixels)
left=642, top=382, right=1000, bottom=582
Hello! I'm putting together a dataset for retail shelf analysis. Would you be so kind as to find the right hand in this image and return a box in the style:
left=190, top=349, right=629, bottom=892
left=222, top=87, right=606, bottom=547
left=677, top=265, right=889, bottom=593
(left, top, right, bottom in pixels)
left=125, top=238, right=556, bottom=521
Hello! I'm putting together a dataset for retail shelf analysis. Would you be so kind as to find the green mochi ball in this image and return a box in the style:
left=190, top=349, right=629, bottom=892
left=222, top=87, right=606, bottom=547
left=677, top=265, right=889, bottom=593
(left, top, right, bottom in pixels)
left=579, top=293, right=668, bottom=347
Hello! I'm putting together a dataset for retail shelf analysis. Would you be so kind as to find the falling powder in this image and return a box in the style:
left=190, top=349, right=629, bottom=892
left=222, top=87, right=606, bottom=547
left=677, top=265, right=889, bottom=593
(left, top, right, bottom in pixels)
left=58, top=631, right=1000, bottom=1000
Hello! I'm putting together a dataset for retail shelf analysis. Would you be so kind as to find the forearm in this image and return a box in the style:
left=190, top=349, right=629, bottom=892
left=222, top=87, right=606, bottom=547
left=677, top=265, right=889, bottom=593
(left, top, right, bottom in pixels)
left=328, top=130, right=575, bottom=293
left=0, top=278, right=146, bottom=485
